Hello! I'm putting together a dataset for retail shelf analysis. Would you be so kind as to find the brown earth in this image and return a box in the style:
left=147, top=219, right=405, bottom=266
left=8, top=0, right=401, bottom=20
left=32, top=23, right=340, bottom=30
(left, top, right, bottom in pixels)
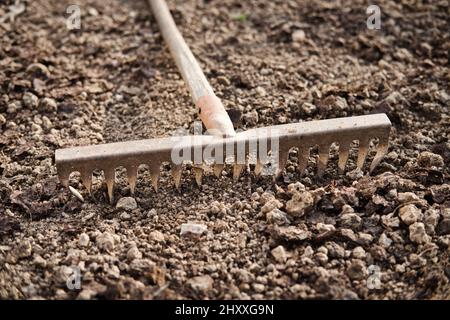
left=0, top=0, right=449, bottom=299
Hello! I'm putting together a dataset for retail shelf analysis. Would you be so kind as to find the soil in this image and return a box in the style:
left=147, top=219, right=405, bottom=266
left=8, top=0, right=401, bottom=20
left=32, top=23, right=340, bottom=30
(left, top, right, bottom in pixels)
left=0, top=0, right=449, bottom=300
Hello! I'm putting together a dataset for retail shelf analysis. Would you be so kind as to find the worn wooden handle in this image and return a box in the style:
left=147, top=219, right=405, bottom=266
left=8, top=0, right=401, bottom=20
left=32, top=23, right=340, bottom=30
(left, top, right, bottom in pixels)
left=147, top=0, right=236, bottom=137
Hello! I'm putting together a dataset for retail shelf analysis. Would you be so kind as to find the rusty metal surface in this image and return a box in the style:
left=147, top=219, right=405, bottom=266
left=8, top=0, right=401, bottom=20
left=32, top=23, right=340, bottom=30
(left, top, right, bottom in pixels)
left=56, top=113, right=391, bottom=201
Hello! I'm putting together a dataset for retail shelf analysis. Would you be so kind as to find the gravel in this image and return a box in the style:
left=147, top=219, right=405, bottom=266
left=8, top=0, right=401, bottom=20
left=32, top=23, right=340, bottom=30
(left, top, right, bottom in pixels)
left=22, top=92, right=38, bottom=108
left=271, top=245, right=288, bottom=263
left=266, top=208, right=290, bottom=225
left=116, top=197, right=137, bottom=211
left=126, top=246, right=143, bottom=261
left=96, top=232, right=116, bottom=252
left=399, top=204, right=423, bottom=225
left=78, top=233, right=90, bottom=247
left=409, top=223, right=431, bottom=244
left=346, top=260, right=367, bottom=281
left=180, top=223, right=208, bottom=238
left=417, top=151, right=444, bottom=169
left=187, top=275, right=214, bottom=294
left=286, top=191, right=314, bottom=217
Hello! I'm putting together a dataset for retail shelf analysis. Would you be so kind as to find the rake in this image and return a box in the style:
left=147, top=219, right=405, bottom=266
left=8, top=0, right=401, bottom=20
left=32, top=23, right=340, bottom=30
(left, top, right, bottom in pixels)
left=55, top=0, right=391, bottom=202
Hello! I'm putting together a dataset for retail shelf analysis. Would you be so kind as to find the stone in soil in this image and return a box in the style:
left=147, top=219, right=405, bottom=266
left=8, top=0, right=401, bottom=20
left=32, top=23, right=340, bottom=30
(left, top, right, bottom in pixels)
left=271, top=245, right=287, bottom=263
left=187, top=275, right=213, bottom=294
left=261, top=198, right=283, bottom=214
left=409, top=222, right=431, bottom=244
left=127, top=246, right=143, bottom=261
left=437, top=219, right=450, bottom=235
left=96, top=232, right=116, bottom=251
left=397, top=192, right=420, bottom=203
left=243, top=110, right=259, bottom=126
left=148, top=230, right=165, bottom=242
left=116, top=197, right=137, bottom=211
left=417, top=151, right=444, bottom=168
left=399, top=204, right=423, bottom=225
left=78, top=233, right=90, bottom=247
left=346, top=260, right=367, bottom=281
left=287, top=182, right=306, bottom=194
left=39, top=97, right=58, bottom=113
left=285, top=191, right=314, bottom=217
left=266, top=208, right=290, bottom=225
left=271, top=225, right=311, bottom=242
left=378, top=233, right=393, bottom=248
left=339, top=213, right=362, bottom=230
left=16, top=240, right=32, bottom=258
left=291, top=29, right=306, bottom=42
left=180, top=223, right=207, bottom=238
left=22, top=92, right=38, bottom=108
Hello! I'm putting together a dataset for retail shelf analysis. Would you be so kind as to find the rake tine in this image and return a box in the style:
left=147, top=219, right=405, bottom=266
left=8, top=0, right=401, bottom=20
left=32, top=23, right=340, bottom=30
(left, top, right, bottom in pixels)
left=104, top=168, right=115, bottom=203
left=356, top=138, right=370, bottom=170
left=254, top=157, right=263, bottom=176
left=126, top=165, right=138, bottom=195
left=298, top=147, right=310, bottom=176
left=275, top=147, right=289, bottom=178
left=370, top=135, right=389, bottom=173
left=80, top=169, right=93, bottom=194
left=150, top=163, right=160, bottom=192
left=338, top=141, right=350, bottom=175
left=193, top=166, right=203, bottom=186
left=316, top=144, right=330, bottom=178
left=58, top=168, right=70, bottom=189
left=213, top=163, right=223, bottom=178
left=172, top=164, right=182, bottom=189
left=233, top=163, right=244, bottom=180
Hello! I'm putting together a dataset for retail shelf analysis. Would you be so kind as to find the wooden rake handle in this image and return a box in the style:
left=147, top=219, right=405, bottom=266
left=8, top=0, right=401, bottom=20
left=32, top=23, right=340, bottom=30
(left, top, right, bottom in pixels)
left=147, top=0, right=236, bottom=137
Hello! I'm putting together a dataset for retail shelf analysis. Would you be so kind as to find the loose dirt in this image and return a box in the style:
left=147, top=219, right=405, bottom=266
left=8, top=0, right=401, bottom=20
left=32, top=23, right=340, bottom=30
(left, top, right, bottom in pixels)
left=0, top=0, right=449, bottom=299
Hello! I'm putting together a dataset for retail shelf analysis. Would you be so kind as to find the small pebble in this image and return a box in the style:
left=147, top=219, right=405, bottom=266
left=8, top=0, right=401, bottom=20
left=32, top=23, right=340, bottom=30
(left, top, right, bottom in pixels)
left=409, top=222, right=431, bottom=244
left=252, top=283, right=265, bottom=293
left=397, top=192, right=419, bottom=203
left=255, top=86, right=266, bottom=97
left=266, top=208, right=290, bottom=225
left=119, top=212, right=131, bottom=220
left=40, top=97, right=58, bottom=112
left=216, top=75, right=230, bottom=86
left=187, top=275, right=213, bottom=293
left=243, top=110, right=259, bottom=126
left=352, top=246, right=366, bottom=260
left=346, top=260, right=367, bottom=281
left=271, top=245, right=287, bottom=263
left=16, top=240, right=32, bottom=258
left=127, top=246, right=142, bottom=261
left=149, top=230, right=165, bottom=242
left=78, top=233, right=90, bottom=247
left=96, top=232, right=116, bottom=251
left=417, top=151, right=444, bottom=168
left=180, top=223, right=207, bottom=238
left=346, top=168, right=364, bottom=180
left=116, top=197, right=137, bottom=211
left=378, top=233, right=392, bottom=248
left=292, top=29, right=306, bottom=42
left=285, top=191, right=314, bottom=217
left=339, top=213, right=362, bottom=230
left=261, top=198, right=283, bottom=214
left=399, top=204, right=422, bottom=225
left=22, top=92, right=38, bottom=108
left=69, top=186, right=84, bottom=202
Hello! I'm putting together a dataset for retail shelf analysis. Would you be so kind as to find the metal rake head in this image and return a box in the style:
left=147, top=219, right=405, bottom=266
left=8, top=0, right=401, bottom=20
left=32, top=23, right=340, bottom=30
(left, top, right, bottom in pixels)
left=55, top=114, right=391, bottom=202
